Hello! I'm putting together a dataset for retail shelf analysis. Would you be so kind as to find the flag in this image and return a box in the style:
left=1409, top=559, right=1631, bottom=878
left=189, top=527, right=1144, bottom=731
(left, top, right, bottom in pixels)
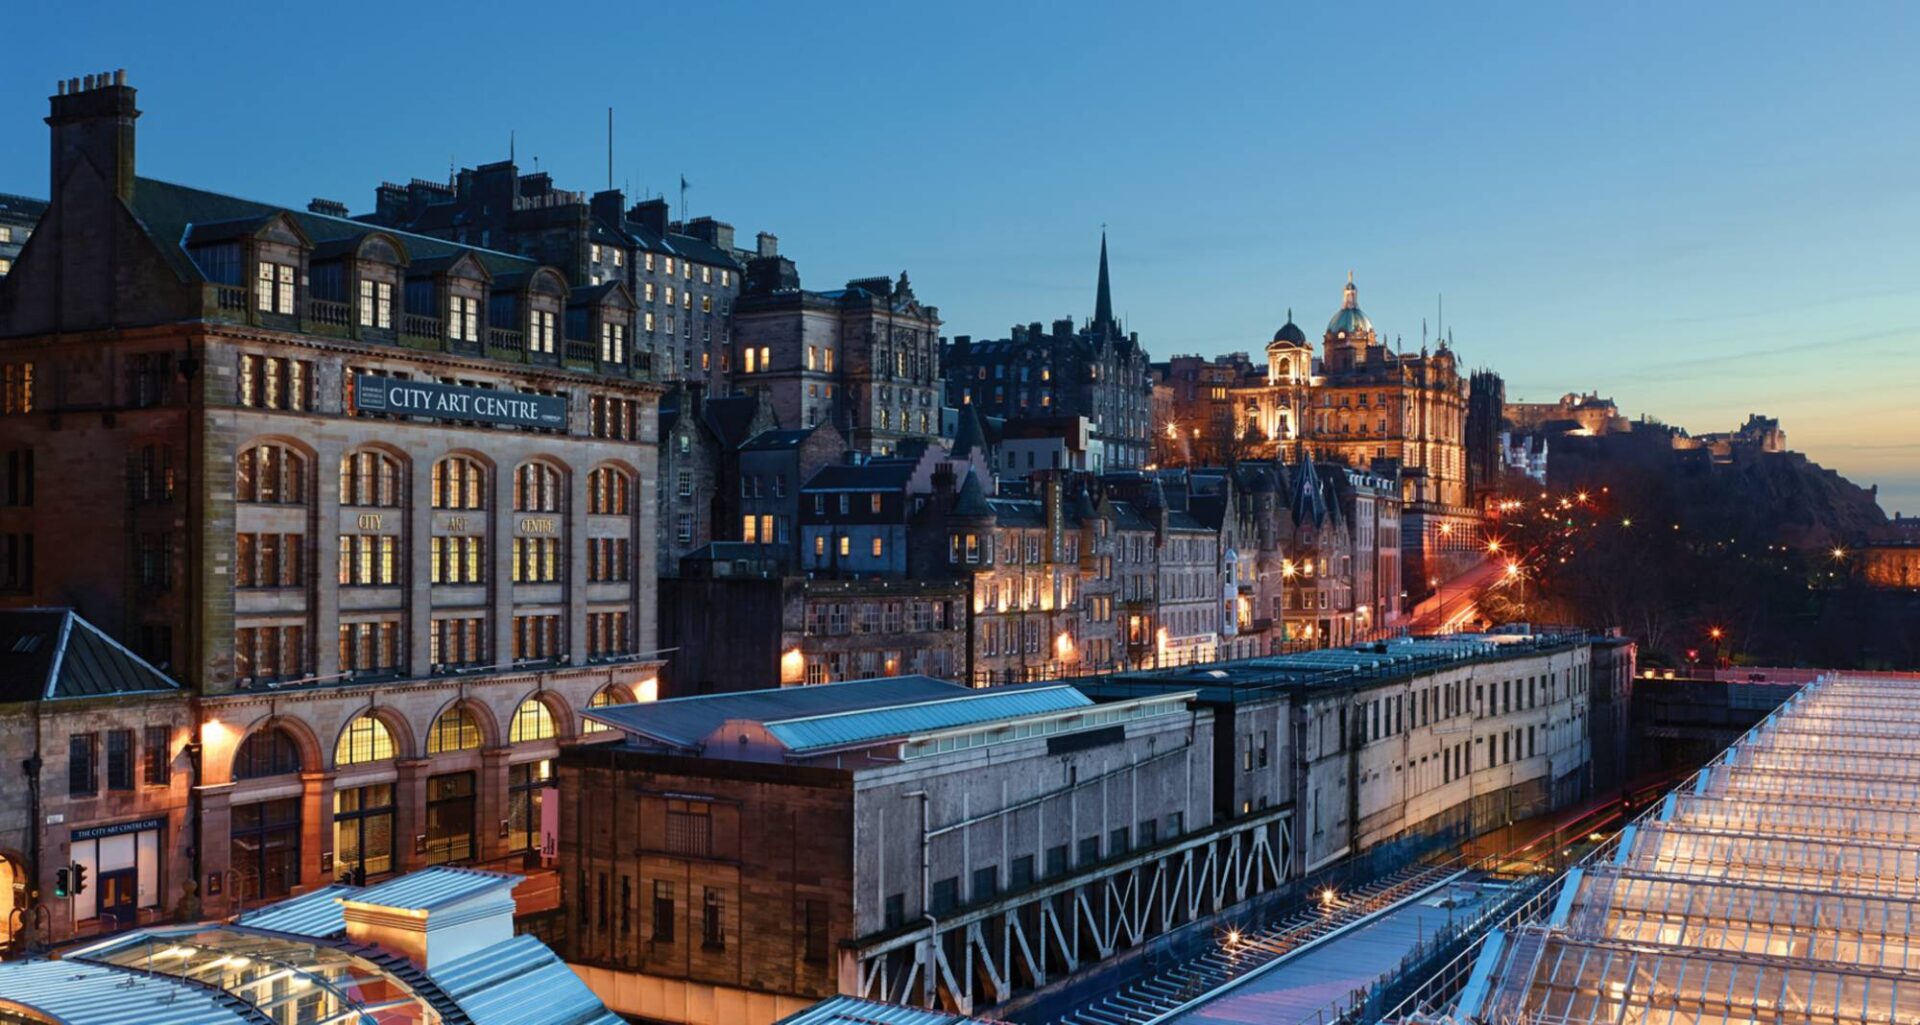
left=680, top=175, right=689, bottom=191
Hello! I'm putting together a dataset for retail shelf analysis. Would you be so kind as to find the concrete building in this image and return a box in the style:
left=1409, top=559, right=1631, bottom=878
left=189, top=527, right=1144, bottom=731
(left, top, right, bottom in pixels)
left=734, top=264, right=944, bottom=456
left=0, top=72, right=659, bottom=933
left=561, top=676, right=1217, bottom=1025
left=0, top=865, right=623, bottom=1025
left=0, top=192, right=44, bottom=279
left=944, top=236, right=1152, bottom=469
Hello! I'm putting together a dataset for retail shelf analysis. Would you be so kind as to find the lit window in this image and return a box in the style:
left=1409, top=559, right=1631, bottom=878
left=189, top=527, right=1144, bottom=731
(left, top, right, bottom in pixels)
left=335, top=716, right=396, bottom=766
left=839, top=536, right=851, bottom=557
left=426, top=707, right=482, bottom=753
left=871, top=537, right=884, bottom=558
left=509, top=698, right=556, bottom=743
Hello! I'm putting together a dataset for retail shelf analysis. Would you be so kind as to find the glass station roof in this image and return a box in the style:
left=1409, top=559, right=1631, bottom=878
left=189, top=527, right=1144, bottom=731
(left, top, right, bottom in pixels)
left=1427, top=673, right=1920, bottom=1025
left=77, top=927, right=439, bottom=1024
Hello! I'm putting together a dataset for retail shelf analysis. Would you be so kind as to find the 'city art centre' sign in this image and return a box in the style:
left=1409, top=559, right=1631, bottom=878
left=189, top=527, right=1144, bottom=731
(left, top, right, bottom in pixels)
left=353, top=375, right=566, bottom=430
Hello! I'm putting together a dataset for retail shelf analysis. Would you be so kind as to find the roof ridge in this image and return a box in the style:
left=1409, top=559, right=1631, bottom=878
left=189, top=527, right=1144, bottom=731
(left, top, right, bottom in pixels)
left=762, top=684, right=1076, bottom=729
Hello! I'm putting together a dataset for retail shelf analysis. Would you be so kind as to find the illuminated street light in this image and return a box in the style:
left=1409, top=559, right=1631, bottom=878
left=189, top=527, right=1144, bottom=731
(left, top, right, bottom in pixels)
left=1505, top=561, right=1521, bottom=580
left=1831, top=547, right=1848, bottom=561
left=1487, top=539, right=1502, bottom=554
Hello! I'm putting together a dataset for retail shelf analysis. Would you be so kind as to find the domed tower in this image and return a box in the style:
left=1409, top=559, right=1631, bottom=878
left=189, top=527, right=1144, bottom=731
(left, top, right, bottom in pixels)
left=1266, top=310, right=1310, bottom=384
left=1324, top=272, right=1376, bottom=373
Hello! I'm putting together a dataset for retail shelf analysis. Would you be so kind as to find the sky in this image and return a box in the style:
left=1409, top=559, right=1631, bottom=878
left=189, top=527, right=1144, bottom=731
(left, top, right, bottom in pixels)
left=3, top=2, right=1917, bottom=512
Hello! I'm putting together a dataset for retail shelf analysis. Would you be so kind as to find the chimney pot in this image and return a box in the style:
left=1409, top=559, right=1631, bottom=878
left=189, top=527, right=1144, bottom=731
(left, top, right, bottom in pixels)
left=84, top=74, right=95, bottom=90
left=115, top=70, right=126, bottom=85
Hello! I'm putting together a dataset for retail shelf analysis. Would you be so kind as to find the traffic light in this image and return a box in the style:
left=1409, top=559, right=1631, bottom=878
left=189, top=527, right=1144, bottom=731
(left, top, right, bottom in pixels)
left=71, top=862, right=87, bottom=896
left=54, top=867, right=69, bottom=897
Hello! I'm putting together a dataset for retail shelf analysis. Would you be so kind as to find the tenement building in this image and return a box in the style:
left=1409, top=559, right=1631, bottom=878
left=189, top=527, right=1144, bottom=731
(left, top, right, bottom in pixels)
left=0, top=192, right=44, bottom=278
left=733, top=261, right=945, bottom=456
left=359, top=161, right=768, bottom=390
left=0, top=73, right=659, bottom=937
left=944, top=235, right=1152, bottom=469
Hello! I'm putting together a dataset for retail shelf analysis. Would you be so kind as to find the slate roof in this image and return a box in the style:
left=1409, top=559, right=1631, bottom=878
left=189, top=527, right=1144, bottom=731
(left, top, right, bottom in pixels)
left=952, top=469, right=993, bottom=519
left=584, top=676, right=968, bottom=750
left=702, top=395, right=764, bottom=449
left=0, top=193, right=49, bottom=220
left=740, top=427, right=817, bottom=451
left=802, top=461, right=918, bottom=493
left=0, top=609, right=181, bottom=704
left=127, top=177, right=541, bottom=287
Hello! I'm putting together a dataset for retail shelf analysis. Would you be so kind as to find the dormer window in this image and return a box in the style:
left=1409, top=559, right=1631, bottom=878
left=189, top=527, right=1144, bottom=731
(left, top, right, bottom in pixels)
left=449, top=296, right=480, bottom=342
left=531, top=310, right=556, bottom=354
left=358, top=280, right=393, bottom=329
left=601, top=322, right=626, bottom=363
left=256, top=262, right=295, bottom=314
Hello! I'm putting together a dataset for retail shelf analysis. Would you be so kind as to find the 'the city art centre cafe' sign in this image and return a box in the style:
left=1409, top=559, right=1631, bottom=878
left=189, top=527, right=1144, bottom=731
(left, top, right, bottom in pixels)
left=352, top=375, right=566, bottom=429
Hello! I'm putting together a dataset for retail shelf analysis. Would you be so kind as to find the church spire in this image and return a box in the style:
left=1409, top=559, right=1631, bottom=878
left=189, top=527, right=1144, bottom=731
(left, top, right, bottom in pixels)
left=1093, top=231, right=1115, bottom=337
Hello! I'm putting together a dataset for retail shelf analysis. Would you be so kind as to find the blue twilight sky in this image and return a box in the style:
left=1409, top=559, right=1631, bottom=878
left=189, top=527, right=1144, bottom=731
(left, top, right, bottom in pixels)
left=3, top=2, right=1917, bottom=513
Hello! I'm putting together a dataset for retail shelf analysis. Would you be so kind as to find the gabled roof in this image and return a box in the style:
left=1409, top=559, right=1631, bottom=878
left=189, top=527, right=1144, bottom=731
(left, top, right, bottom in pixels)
left=702, top=395, right=764, bottom=449
left=585, top=676, right=969, bottom=750
left=740, top=427, right=818, bottom=452
left=0, top=609, right=180, bottom=704
left=233, top=884, right=356, bottom=938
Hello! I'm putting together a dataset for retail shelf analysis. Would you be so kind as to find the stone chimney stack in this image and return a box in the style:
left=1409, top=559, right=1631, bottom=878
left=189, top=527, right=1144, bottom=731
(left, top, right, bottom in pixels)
left=48, top=69, right=138, bottom=203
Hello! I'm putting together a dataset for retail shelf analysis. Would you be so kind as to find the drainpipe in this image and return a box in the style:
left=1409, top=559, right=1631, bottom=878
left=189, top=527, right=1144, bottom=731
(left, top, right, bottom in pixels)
left=906, top=789, right=937, bottom=1006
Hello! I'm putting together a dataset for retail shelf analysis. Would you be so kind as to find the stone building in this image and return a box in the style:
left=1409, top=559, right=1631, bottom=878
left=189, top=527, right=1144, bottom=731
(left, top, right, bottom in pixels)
left=0, top=192, right=44, bottom=279
left=0, top=73, right=661, bottom=930
left=0, top=609, right=190, bottom=953
left=562, top=677, right=1213, bottom=1025
left=944, top=236, right=1152, bottom=469
left=1159, top=275, right=1476, bottom=599
left=358, top=163, right=767, bottom=390
left=733, top=264, right=944, bottom=457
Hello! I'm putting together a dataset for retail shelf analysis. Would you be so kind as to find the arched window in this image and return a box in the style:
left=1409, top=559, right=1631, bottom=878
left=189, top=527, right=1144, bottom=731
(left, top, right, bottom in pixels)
left=509, top=698, right=556, bottom=743
left=236, top=443, right=307, bottom=504
left=514, top=462, right=563, bottom=513
left=432, top=456, right=487, bottom=510
left=234, top=726, right=303, bottom=779
left=426, top=706, right=482, bottom=754
left=335, top=715, right=396, bottom=766
left=583, top=687, right=628, bottom=734
left=339, top=450, right=403, bottom=507
left=588, top=467, right=631, bottom=515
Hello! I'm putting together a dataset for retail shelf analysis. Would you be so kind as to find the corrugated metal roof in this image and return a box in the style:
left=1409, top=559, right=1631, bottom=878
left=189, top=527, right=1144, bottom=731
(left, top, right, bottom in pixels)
left=586, top=676, right=968, bottom=749
left=233, top=883, right=355, bottom=937
left=0, top=959, right=263, bottom=1025
left=767, top=686, right=1094, bottom=753
left=429, top=933, right=625, bottom=1025
left=776, top=995, right=1009, bottom=1025
left=347, top=866, right=519, bottom=912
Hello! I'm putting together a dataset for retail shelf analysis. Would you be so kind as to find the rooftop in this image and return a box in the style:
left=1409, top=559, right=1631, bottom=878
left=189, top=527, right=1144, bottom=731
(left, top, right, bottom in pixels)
left=0, top=607, right=181, bottom=704
left=1424, top=673, right=1920, bottom=1025
left=1087, top=632, right=1587, bottom=704
left=1, top=867, right=620, bottom=1025
left=776, top=996, right=1012, bottom=1025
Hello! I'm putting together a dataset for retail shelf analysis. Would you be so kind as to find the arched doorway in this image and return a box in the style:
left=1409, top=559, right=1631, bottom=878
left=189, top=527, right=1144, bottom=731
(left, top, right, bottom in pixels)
left=0, top=854, right=21, bottom=951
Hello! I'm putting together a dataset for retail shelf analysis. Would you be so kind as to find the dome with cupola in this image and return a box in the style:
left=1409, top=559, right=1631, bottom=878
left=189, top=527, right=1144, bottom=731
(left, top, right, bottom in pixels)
left=1269, top=308, right=1307, bottom=348
left=1270, top=311, right=1307, bottom=346
left=1326, top=272, right=1373, bottom=341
